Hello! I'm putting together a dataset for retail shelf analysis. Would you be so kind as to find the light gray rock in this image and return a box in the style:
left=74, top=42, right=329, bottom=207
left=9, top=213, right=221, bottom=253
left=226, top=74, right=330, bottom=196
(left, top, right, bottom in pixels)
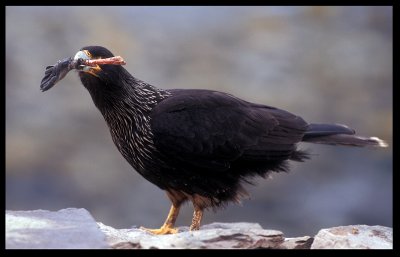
left=98, top=222, right=284, bottom=249
left=6, top=208, right=393, bottom=249
left=311, top=225, right=392, bottom=249
left=6, top=208, right=109, bottom=249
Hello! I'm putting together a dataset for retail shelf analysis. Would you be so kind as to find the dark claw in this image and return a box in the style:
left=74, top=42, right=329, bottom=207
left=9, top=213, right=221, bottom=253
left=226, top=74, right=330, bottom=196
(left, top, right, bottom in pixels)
left=40, top=57, right=74, bottom=92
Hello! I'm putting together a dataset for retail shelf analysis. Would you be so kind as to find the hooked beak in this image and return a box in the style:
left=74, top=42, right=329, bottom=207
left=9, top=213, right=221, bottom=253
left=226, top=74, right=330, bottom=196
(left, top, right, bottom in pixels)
left=73, top=50, right=102, bottom=77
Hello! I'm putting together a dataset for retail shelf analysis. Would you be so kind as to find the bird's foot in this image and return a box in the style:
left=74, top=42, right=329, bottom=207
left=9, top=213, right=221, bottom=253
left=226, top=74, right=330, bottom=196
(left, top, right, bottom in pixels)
left=140, top=225, right=179, bottom=235
left=189, top=224, right=200, bottom=231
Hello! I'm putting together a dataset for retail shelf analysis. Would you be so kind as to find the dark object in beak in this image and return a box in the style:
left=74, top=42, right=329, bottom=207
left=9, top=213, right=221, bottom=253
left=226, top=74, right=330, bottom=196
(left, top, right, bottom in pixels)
left=40, top=53, right=126, bottom=92
left=40, top=57, right=75, bottom=92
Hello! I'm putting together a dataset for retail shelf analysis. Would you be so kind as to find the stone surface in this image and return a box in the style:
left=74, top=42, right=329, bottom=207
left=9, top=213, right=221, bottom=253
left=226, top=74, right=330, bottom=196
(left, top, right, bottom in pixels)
left=311, top=225, right=392, bottom=249
left=6, top=208, right=109, bottom=249
left=99, top=222, right=284, bottom=249
left=281, top=236, right=314, bottom=249
left=6, top=208, right=393, bottom=249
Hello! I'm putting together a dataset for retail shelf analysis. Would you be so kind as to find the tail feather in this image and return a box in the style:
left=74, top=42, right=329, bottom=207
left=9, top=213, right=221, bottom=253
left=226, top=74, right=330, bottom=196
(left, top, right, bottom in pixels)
left=302, top=123, right=388, bottom=147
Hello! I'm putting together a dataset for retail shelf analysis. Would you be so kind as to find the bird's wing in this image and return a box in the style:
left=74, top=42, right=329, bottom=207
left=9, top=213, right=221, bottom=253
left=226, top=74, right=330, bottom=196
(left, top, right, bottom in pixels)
left=150, top=89, right=307, bottom=172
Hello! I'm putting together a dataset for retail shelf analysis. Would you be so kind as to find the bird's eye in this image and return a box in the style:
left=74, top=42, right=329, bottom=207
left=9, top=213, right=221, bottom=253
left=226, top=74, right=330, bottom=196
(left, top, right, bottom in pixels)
left=84, top=50, right=93, bottom=59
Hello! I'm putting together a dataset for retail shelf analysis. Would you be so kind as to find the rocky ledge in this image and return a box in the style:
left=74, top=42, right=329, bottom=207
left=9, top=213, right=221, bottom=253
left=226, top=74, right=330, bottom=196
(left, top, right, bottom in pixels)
left=5, top=208, right=392, bottom=249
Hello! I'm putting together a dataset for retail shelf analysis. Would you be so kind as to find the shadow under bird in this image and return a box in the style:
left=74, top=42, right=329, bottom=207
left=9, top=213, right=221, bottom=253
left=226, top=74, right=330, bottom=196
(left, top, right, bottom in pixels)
left=40, top=46, right=387, bottom=235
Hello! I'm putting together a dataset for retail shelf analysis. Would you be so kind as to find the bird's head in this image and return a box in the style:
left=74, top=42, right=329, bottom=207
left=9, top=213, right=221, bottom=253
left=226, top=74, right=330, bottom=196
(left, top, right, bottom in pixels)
left=40, top=46, right=126, bottom=92
left=74, top=46, right=115, bottom=78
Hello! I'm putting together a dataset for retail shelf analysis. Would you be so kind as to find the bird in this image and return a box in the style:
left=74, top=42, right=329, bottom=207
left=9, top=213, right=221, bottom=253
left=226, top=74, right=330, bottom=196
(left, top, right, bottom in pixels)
left=40, top=45, right=387, bottom=235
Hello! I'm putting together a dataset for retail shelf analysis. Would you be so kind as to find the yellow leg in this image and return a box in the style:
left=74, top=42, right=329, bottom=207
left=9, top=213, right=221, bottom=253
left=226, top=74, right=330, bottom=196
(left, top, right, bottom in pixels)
left=189, top=206, right=203, bottom=231
left=141, top=204, right=180, bottom=235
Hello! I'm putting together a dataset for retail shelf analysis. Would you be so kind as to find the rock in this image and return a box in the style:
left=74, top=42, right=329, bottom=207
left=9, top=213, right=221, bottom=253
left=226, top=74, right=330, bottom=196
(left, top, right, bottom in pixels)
left=281, top=236, right=314, bottom=249
left=6, top=208, right=393, bottom=249
left=311, top=225, right=393, bottom=249
left=98, top=222, right=284, bottom=249
left=6, top=208, right=109, bottom=249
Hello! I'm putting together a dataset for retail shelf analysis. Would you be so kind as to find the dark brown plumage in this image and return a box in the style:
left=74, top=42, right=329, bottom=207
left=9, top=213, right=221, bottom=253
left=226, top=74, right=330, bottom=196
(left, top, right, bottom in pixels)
left=40, top=45, right=387, bottom=234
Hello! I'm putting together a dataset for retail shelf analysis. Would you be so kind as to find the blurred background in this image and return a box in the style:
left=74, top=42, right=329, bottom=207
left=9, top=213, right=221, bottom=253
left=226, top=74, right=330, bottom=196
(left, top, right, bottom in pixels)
left=6, top=6, right=392, bottom=237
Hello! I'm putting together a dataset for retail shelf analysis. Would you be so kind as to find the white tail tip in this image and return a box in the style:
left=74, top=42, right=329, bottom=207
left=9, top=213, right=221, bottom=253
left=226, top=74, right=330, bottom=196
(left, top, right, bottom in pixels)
left=370, top=137, right=388, bottom=147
